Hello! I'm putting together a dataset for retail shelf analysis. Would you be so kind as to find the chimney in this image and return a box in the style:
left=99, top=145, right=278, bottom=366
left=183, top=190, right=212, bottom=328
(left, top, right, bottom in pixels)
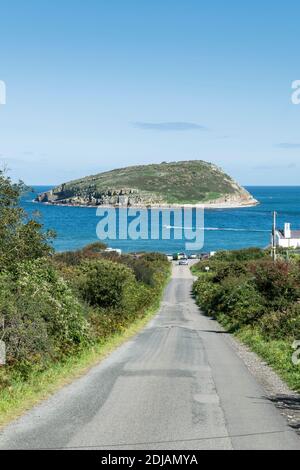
left=284, top=223, right=291, bottom=238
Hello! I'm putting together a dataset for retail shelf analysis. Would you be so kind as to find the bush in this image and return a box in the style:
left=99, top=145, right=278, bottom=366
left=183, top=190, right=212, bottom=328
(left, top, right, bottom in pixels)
left=116, top=255, right=156, bottom=286
left=211, top=260, right=248, bottom=283
left=213, top=247, right=268, bottom=262
left=249, top=259, right=300, bottom=305
left=0, top=259, right=90, bottom=368
left=193, top=276, right=222, bottom=316
left=216, top=276, right=265, bottom=326
left=54, top=248, right=169, bottom=288
left=0, top=169, right=171, bottom=391
left=193, top=248, right=300, bottom=340
left=74, top=258, right=157, bottom=315
left=0, top=171, right=53, bottom=272
left=259, top=304, right=300, bottom=340
left=192, top=250, right=264, bottom=278
left=193, top=274, right=265, bottom=327
left=0, top=273, right=52, bottom=367
left=53, top=242, right=107, bottom=266
left=75, top=259, right=135, bottom=309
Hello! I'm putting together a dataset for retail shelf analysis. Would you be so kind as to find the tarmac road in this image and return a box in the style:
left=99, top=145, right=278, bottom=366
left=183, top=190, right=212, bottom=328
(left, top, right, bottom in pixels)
left=0, top=262, right=299, bottom=450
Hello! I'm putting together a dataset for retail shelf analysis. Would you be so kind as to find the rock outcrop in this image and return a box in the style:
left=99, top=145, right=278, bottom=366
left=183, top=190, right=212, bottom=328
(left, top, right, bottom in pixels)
left=36, top=187, right=165, bottom=207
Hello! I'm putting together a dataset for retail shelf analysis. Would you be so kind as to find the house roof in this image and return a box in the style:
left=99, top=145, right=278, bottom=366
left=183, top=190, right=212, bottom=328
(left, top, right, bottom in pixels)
left=277, top=229, right=300, bottom=239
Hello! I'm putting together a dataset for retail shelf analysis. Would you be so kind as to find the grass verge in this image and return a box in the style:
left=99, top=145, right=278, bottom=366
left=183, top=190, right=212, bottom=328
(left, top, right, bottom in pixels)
left=0, top=273, right=170, bottom=428
left=235, top=327, right=300, bottom=392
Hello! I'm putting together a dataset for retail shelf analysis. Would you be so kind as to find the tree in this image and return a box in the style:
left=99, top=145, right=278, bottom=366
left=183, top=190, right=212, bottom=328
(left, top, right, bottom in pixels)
left=0, top=170, right=54, bottom=271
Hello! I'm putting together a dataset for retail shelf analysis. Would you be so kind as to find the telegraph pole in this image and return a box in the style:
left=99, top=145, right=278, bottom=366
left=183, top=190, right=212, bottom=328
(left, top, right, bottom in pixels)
left=272, top=211, right=277, bottom=262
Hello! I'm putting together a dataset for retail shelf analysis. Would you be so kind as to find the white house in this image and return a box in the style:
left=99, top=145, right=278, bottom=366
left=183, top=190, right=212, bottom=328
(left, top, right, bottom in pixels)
left=275, top=223, right=300, bottom=248
left=104, top=247, right=122, bottom=255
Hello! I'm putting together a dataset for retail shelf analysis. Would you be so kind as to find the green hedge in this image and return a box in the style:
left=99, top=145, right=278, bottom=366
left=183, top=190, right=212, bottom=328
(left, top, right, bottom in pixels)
left=192, top=248, right=300, bottom=390
left=193, top=248, right=300, bottom=340
left=0, top=171, right=170, bottom=389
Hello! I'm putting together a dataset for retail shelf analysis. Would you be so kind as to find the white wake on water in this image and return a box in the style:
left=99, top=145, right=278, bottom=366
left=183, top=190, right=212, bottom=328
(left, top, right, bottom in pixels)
left=164, top=226, right=269, bottom=232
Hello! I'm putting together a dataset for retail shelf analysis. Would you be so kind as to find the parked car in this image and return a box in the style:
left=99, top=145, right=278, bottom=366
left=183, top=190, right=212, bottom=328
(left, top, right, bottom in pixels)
left=179, top=258, right=188, bottom=265
left=173, top=252, right=187, bottom=260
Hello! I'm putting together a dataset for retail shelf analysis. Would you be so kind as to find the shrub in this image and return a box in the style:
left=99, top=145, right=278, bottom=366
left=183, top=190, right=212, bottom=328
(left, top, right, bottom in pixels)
left=216, top=276, right=265, bottom=326
left=248, top=259, right=300, bottom=304
left=140, top=252, right=168, bottom=263
left=116, top=255, right=156, bottom=286
left=259, top=304, right=300, bottom=340
left=76, top=259, right=138, bottom=310
left=53, top=242, right=107, bottom=266
left=193, top=248, right=300, bottom=341
left=213, top=247, right=268, bottom=262
left=0, top=273, right=53, bottom=367
left=0, top=259, right=90, bottom=368
left=0, top=170, right=171, bottom=389
left=54, top=248, right=169, bottom=288
left=0, top=171, right=53, bottom=272
left=193, top=276, right=222, bottom=315
left=211, top=260, right=248, bottom=283
left=193, top=274, right=265, bottom=326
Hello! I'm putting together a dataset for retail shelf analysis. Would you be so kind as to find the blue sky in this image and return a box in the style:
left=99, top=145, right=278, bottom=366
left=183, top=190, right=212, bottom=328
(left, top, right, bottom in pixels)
left=0, top=0, right=299, bottom=185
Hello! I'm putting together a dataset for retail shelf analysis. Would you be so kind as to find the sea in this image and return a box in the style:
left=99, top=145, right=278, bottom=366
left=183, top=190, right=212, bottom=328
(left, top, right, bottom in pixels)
left=20, top=186, right=300, bottom=254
